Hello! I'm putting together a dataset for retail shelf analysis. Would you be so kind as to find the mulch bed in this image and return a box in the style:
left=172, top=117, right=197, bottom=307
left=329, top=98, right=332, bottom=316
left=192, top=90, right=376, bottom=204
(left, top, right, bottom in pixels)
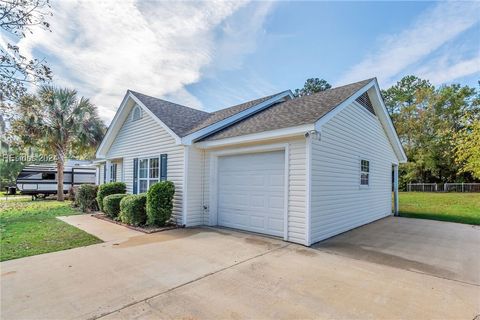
left=92, top=213, right=181, bottom=234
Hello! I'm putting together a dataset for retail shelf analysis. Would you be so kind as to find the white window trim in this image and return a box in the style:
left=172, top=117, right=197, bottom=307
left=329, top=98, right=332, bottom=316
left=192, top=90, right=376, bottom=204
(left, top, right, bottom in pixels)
left=359, top=158, right=370, bottom=188
left=109, top=163, right=116, bottom=182
left=137, top=156, right=160, bottom=193
left=132, top=105, right=142, bottom=121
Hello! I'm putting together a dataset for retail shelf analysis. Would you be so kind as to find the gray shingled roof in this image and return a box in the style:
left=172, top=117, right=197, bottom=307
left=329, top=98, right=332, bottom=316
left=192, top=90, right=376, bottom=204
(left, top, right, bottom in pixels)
left=129, top=90, right=211, bottom=137
left=184, top=92, right=284, bottom=135
left=130, top=78, right=373, bottom=141
left=130, top=90, right=285, bottom=137
left=200, top=78, right=374, bottom=141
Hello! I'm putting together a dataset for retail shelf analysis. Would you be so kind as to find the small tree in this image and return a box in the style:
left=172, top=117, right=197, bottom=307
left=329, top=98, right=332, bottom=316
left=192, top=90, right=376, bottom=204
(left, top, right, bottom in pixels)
left=455, top=119, right=480, bottom=179
left=13, top=87, right=105, bottom=200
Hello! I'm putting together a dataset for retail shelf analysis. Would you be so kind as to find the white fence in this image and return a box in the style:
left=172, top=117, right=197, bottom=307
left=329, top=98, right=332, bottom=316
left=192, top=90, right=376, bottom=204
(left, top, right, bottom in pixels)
left=407, top=183, right=480, bottom=192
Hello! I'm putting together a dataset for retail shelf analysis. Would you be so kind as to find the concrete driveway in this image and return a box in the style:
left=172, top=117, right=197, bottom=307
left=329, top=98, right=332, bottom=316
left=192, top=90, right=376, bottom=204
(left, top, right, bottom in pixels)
left=1, top=216, right=479, bottom=320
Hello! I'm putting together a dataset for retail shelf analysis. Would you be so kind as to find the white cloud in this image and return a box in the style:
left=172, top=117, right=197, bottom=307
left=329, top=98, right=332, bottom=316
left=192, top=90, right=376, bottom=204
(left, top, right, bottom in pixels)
left=415, top=52, right=480, bottom=85
left=16, top=0, right=273, bottom=124
left=337, top=1, right=480, bottom=87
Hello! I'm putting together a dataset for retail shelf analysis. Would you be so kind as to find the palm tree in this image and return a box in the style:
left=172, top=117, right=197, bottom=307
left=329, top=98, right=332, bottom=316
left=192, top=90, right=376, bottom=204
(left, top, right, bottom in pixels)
left=14, top=86, right=105, bottom=200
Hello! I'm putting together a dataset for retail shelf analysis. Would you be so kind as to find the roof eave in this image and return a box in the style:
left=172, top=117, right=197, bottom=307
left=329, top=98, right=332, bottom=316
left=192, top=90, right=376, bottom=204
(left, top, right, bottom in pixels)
left=195, top=123, right=313, bottom=149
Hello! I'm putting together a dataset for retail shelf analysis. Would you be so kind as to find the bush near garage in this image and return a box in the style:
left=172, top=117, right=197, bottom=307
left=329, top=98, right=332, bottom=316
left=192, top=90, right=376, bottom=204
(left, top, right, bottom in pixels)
left=119, top=194, right=147, bottom=226
left=97, top=182, right=126, bottom=211
left=103, top=193, right=128, bottom=218
left=146, top=181, right=175, bottom=226
left=76, top=184, right=98, bottom=212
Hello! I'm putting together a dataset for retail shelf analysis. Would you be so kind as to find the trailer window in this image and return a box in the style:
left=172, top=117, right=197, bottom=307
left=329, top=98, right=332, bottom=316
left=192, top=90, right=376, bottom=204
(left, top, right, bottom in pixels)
left=42, top=172, right=55, bottom=180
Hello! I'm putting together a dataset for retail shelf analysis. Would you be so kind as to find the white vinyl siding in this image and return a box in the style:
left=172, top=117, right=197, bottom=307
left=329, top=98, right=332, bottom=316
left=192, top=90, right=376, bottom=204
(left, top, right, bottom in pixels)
left=106, top=106, right=184, bottom=223
left=310, top=101, right=397, bottom=243
left=98, top=165, right=105, bottom=185
left=185, top=146, right=205, bottom=226
left=196, top=137, right=307, bottom=245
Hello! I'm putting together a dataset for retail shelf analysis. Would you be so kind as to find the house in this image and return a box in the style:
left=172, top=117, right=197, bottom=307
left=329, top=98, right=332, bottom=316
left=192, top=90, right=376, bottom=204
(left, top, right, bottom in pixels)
left=95, top=78, right=406, bottom=246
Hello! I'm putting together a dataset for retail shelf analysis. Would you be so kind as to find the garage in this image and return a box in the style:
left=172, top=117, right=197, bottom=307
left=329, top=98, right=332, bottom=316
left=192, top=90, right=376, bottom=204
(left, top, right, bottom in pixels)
left=217, top=151, right=285, bottom=237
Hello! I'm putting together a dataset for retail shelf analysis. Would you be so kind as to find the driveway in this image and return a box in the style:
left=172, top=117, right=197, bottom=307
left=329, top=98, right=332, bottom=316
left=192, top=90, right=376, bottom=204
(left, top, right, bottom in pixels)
left=1, top=216, right=479, bottom=319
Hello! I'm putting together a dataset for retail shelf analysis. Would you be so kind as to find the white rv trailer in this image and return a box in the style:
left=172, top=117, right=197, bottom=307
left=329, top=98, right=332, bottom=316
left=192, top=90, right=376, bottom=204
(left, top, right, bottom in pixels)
left=16, top=160, right=96, bottom=197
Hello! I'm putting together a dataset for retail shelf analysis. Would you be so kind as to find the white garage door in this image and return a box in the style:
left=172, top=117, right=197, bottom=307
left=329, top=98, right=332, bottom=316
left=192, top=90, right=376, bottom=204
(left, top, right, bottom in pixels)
left=217, top=151, right=285, bottom=237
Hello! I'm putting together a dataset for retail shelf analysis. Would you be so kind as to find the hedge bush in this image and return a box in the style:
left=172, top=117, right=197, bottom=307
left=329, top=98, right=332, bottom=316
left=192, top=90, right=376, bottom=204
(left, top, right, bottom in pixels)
left=76, top=184, right=98, bottom=212
left=97, top=182, right=126, bottom=211
left=146, top=181, right=175, bottom=226
left=119, top=194, right=147, bottom=226
left=103, top=193, right=128, bottom=218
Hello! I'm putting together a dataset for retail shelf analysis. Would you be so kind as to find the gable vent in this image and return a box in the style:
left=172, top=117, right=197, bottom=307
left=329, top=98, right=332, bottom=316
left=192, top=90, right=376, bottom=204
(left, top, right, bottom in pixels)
left=355, top=92, right=375, bottom=115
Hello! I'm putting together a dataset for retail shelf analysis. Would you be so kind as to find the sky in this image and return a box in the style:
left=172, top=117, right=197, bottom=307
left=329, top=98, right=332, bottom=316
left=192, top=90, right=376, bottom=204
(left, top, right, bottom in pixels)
left=3, top=0, right=480, bottom=124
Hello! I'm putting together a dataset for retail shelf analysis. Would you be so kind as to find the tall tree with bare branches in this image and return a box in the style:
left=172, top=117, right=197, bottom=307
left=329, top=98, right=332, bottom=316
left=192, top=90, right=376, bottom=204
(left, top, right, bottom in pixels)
left=1, top=0, right=53, bottom=118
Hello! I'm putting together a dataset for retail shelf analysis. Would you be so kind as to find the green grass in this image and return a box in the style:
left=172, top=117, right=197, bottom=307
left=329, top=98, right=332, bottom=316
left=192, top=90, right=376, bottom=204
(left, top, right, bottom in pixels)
left=0, top=198, right=102, bottom=261
left=399, top=192, right=480, bottom=225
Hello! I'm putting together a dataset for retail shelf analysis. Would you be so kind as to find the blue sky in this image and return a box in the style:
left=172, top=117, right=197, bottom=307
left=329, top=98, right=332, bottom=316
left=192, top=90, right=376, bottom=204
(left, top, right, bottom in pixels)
left=5, top=1, right=479, bottom=122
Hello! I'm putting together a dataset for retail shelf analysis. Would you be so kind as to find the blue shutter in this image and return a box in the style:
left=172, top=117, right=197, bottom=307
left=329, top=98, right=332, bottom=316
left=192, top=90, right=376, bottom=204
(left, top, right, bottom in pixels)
left=160, top=154, right=167, bottom=181
left=103, top=164, right=106, bottom=183
left=133, top=158, right=138, bottom=194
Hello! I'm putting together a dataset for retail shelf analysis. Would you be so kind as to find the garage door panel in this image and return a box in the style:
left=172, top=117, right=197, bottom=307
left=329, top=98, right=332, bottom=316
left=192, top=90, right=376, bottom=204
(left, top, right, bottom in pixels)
left=217, top=151, right=285, bottom=237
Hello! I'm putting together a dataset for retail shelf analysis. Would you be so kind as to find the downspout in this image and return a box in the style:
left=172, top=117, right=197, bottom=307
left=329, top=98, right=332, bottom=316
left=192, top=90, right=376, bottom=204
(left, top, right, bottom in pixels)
left=305, top=131, right=313, bottom=246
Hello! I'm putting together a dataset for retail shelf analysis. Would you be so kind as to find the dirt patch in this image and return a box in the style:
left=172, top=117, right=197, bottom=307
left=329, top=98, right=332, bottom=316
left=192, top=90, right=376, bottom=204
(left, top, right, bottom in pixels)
left=244, top=237, right=283, bottom=250
left=92, top=213, right=179, bottom=234
left=1, top=271, right=16, bottom=277
left=294, top=248, right=317, bottom=257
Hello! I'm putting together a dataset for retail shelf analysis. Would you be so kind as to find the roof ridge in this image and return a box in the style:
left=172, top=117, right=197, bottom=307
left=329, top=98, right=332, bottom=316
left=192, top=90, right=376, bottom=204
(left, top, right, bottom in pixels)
left=211, top=90, right=289, bottom=113
left=128, top=90, right=210, bottom=115
left=292, top=78, right=375, bottom=102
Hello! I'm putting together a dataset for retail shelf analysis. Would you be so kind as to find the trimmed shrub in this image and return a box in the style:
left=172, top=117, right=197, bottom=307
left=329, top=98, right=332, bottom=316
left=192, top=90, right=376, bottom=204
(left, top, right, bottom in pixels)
left=103, top=193, right=128, bottom=218
left=119, top=194, right=147, bottom=226
left=146, top=181, right=175, bottom=226
left=97, top=182, right=126, bottom=212
left=76, top=184, right=98, bottom=212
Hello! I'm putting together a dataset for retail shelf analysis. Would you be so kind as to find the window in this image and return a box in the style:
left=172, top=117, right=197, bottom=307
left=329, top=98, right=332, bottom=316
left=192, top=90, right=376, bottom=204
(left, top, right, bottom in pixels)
left=132, top=105, right=142, bottom=121
left=109, top=163, right=117, bottom=182
left=42, top=172, right=55, bottom=180
left=360, top=160, right=369, bottom=186
left=138, top=157, right=159, bottom=193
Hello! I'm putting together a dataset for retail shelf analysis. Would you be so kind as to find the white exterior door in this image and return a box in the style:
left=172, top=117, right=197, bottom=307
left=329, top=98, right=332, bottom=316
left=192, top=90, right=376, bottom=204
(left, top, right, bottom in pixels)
left=217, top=151, right=285, bottom=237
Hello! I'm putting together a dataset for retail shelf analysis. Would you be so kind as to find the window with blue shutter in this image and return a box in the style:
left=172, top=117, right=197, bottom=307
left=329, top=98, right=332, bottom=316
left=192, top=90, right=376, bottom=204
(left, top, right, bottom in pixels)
left=160, top=154, right=167, bottom=181
left=133, top=158, right=138, bottom=194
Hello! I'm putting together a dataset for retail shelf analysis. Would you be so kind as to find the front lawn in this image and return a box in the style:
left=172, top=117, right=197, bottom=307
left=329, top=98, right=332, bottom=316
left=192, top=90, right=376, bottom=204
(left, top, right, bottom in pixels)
left=399, top=192, right=480, bottom=225
left=0, top=198, right=102, bottom=261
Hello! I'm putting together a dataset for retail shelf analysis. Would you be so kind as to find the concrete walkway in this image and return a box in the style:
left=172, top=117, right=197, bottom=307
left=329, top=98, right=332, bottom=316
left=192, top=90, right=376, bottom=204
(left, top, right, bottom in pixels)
left=58, top=214, right=142, bottom=242
left=1, top=218, right=479, bottom=319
